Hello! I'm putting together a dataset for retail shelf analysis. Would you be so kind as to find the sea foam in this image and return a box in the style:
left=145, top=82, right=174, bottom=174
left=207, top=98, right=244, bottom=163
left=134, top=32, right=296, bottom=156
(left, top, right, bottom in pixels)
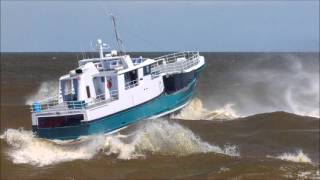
left=0, top=120, right=239, bottom=167
left=268, top=150, right=312, bottom=164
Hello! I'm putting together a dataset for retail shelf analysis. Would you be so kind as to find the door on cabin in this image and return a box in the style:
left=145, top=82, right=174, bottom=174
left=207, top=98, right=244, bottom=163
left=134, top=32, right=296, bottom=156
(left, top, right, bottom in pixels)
left=61, top=79, right=78, bottom=101
left=106, top=76, right=118, bottom=99
left=93, top=76, right=106, bottom=100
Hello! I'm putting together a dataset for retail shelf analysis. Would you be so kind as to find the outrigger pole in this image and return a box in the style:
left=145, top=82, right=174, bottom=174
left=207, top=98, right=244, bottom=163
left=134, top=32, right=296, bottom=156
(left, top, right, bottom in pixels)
left=109, top=13, right=126, bottom=55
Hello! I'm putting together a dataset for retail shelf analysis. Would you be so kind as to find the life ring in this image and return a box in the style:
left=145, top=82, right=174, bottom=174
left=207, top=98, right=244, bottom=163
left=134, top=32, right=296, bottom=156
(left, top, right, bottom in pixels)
left=107, top=80, right=112, bottom=89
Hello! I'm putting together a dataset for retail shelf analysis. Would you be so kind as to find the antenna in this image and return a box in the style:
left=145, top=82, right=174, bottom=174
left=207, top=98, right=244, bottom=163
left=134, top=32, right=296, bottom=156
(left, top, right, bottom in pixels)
left=109, top=13, right=126, bottom=55
left=90, top=41, right=95, bottom=58
left=80, top=47, right=85, bottom=59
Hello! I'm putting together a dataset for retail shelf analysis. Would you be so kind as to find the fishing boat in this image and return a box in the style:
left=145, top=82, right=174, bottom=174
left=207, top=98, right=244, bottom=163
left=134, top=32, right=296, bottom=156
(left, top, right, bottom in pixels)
left=30, top=16, right=205, bottom=139
left=30, top=39, right=205, bottom=139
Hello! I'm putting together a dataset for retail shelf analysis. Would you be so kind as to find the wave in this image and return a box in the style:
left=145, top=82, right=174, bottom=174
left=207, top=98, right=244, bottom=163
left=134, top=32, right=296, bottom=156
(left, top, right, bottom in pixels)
left=0, top=128, right=100, bottom=167
left=25, top=81, right=59, bottom=105
left=197, top=53, right=319, bottom=118
left=171, top=98, right=239, bottom=120
left=0, top=119, right=239, bottom=167
left=267, top=150, right=312, bottom=164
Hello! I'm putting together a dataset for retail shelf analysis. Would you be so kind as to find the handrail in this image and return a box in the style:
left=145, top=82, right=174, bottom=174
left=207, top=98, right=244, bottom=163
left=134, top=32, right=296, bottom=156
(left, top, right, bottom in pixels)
left=151, top=51, right=200, bottom=76
left=31, top=90, right=119, bottom=113
left=31, top=100, right=86, bottom=113
left=154, top=51, right=199, bottom=63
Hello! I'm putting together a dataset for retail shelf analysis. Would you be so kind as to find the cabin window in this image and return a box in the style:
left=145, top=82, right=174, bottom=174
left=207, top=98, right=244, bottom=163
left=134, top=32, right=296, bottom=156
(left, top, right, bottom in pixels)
left=143, top=65, right=151, bottom=76
left=86, top=86, right=91, bottom=98
left=150, top=62, right=160, bottom=78
left=124, top=69, right=138, bottom=89
left=103, top=59, right=122, bottom=70
left=71, top=79, right=78, bottom=101
left=101, top=77, right=105, bottom=83
left=61, top=79, right=78, bottom=101
left=64, top=80, right=72, bottom=95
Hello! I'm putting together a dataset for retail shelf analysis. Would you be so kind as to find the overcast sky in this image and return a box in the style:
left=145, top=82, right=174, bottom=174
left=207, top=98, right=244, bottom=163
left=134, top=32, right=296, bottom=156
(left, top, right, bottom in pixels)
left=1, top=1, right=319, bottom=52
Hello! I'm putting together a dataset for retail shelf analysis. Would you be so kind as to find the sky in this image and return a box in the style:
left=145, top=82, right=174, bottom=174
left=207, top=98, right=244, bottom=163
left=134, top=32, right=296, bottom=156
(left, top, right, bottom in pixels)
left=1, top=1, right=319, bottom=52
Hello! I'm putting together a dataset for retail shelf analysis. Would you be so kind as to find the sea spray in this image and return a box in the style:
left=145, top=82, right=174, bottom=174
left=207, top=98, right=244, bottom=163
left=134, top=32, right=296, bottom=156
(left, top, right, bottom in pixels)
left=171, top=98, right=239, bottom=120
left=25, top=81, right=59, bottom=105
left=198, top=53, right=319, bottom=118
left=0, top=119, right=239, bottom=167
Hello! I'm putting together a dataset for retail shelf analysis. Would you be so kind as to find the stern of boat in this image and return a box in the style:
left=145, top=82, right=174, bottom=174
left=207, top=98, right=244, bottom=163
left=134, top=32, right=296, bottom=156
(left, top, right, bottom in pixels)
left=30, top=99, right=89, bottom=139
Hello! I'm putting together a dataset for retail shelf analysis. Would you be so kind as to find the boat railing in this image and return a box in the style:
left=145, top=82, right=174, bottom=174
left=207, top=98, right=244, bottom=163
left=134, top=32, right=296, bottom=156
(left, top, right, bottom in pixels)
left=154, top=51, right=199, bottom=64
left=151, top=51, right=200, bottom=76
left=125, top=80, right=139, bottom=90
left=31, top=100, right=86, bottom=113
left=31, top=90, right=119, bottom=113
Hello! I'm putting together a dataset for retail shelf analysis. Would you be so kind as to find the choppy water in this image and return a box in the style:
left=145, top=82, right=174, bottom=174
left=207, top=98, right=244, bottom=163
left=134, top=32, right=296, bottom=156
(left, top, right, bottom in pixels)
left=1, top=52, right=319, bottom=179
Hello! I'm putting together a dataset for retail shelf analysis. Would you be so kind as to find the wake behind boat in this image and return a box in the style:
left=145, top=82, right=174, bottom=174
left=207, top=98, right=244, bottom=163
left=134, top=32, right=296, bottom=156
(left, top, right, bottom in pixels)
left=30, top=38, right=205, bottom=139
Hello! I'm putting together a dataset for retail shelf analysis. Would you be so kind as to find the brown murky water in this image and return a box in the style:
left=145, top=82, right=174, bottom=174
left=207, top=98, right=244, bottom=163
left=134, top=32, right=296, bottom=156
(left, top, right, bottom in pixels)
left=1, top=52, right=319, bottom=179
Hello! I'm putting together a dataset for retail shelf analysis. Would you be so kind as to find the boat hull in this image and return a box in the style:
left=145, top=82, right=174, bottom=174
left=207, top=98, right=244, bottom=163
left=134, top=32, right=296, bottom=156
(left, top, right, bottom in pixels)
left=32, top=68, right=204, bottom=140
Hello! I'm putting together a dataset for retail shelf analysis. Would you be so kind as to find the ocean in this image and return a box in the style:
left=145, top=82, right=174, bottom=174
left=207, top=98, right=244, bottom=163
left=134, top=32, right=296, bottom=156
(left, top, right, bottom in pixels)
left=1, top=52, right=319, bottom=179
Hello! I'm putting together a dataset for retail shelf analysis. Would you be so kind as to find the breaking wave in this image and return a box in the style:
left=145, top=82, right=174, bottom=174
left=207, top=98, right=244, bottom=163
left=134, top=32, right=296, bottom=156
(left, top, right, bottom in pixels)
left=171, top=98, right=239, bottom=120
left=0, top=129, right=99, bottom=167
left=268, top=150, right=312, bottom=164
left=25, top=81, right=59, bottom=105
left=0, top=120, right=239, bottom=167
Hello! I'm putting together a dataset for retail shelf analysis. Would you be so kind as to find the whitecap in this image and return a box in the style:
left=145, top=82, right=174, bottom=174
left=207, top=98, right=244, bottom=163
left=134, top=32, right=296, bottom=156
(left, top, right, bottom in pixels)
left=268, top=150, right=312, bottom=164
left=0, top=119, right=239, bottom=167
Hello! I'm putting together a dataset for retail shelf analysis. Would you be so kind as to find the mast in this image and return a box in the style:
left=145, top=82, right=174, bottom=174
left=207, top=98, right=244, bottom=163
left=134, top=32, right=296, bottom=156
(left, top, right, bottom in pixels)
left=96, top=39, right=108, bottom=59
left=110, top=13, right=126, bottom=55
left=97, top=39, right=104, bottom=59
